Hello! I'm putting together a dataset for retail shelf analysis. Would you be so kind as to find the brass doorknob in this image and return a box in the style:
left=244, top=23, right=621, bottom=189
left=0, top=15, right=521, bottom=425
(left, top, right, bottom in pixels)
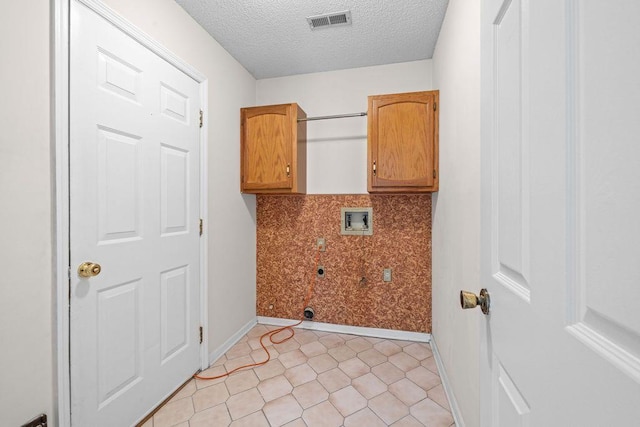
left=460, top=289, right=490, bottom=315
left=78, top=262, right=101, bottom=278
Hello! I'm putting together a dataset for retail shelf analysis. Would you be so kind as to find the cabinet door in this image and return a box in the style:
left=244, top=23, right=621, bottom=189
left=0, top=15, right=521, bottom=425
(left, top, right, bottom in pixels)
left=241, top=104, right=294, bottom=192
left=368, top=91, right=439, bottom=192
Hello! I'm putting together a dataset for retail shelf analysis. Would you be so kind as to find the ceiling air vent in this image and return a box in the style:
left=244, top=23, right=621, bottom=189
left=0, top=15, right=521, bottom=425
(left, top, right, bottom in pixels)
left=306, top=11, right=352, bottom=30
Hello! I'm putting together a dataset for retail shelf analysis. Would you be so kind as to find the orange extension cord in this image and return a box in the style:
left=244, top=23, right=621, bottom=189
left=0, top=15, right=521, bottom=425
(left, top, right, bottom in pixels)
left=194, top=248, right=321, bottom=381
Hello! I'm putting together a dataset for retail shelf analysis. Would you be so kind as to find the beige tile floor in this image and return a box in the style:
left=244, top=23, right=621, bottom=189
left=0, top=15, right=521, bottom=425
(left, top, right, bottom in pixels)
left=144, top=324, right=455, bottom=427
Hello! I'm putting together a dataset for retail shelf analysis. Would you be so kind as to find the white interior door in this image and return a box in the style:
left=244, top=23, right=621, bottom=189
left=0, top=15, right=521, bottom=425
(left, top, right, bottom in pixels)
left=69, top=1, right=202, bottom=425
left=480, top=0, right=640, bottom=425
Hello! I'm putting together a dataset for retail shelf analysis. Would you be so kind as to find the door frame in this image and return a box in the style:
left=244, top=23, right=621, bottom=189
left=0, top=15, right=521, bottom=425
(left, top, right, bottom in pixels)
left=53, top=1, right=209, bottom=425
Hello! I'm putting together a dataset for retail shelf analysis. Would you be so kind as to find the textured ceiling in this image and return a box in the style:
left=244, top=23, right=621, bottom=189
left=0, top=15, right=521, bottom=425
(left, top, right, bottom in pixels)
left=174, top=0, right=450, bottom=79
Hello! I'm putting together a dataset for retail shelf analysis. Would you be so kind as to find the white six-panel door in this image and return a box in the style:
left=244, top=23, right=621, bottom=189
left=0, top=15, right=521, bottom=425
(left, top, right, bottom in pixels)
left=70, top=1, right=202, bottom=425
left=481, top=0, right=640, bottom=425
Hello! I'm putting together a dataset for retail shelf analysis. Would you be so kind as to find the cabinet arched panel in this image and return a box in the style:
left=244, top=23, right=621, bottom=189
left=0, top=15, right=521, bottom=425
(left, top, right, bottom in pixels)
left=368, top=91, right=439, bottom=193
left=241, top=103, right=307, bottom=194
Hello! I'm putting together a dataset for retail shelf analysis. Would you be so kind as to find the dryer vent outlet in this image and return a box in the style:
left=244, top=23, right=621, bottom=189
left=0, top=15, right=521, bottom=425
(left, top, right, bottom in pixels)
left=303, top=306, right=315, bottom=320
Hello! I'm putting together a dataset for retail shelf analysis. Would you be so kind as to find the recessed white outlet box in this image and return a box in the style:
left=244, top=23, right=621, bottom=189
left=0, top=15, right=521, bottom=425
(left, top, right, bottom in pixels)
left=341, top=207, right=373, bottom=236
left=383, top=268, right=392, bottom=282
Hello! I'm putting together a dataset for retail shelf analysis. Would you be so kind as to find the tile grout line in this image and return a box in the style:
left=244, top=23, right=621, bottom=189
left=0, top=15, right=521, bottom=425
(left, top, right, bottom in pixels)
left=154, top=325, right=453, bottom=427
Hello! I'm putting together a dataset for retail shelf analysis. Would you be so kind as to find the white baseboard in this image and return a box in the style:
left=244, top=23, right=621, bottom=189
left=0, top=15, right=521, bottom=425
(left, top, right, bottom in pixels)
left=208, top=318, right=257, bottom=366
left=257, top=316, right=431, bottom=343
left=430, top=335, right=465, bottom=427
left=207, top=316, right=431, bottom=371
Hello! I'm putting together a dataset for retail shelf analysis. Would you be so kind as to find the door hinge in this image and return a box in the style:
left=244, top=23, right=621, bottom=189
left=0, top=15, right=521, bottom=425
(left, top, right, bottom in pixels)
left=199, top=110, right=203, bottom=128
left=433, top=170, right=437, bottom=179
left=199, top=218, right=203, bottom=236
left=373, top=160, right=377, bottom=177
left=199, top=326, right=203, bottom=344
left=433, top=102, right=437, bottom=111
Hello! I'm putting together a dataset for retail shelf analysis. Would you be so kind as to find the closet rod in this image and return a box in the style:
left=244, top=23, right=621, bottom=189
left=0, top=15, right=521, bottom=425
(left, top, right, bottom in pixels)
left=298, top=112, right=367, bottom=122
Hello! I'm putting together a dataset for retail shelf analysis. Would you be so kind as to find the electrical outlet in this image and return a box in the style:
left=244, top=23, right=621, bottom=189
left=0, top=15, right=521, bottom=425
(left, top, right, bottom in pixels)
left=383, top=268, right=392, bottom=282
left=317, top=237, right=326, bottom=252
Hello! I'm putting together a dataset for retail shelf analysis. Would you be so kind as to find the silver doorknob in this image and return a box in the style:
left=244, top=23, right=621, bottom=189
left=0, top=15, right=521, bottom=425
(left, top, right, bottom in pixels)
left=460, top=289, right=490, bottom=315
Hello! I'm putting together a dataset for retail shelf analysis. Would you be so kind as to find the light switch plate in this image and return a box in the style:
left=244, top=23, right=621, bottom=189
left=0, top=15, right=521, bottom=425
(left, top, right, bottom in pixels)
left=383, top=268, right=392, bottom=282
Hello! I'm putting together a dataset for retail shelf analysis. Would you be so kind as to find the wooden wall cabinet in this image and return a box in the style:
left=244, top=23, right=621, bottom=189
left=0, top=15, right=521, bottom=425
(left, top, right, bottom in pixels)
left=240, top=103, right=307, bottom=194
left=368, top=91, right=439, bottom=193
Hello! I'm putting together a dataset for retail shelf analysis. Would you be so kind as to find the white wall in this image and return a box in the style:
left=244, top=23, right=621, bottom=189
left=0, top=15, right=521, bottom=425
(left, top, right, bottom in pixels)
left=0, top=1, right=480, bottom=425
left=101, top=0, right=257, bottom=364
left=0, top=1, right=256, bottom=425
left=0, top=3, right=54, bottom=426
left=431, top=0, right=481, bottom=426
left=256, top=61, right=433, bottom=194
